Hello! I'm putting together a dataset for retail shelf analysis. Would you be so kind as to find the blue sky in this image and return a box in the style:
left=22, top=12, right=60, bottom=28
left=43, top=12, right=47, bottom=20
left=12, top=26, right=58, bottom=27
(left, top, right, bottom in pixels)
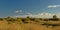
left=0, top=0, right=60, bottom=18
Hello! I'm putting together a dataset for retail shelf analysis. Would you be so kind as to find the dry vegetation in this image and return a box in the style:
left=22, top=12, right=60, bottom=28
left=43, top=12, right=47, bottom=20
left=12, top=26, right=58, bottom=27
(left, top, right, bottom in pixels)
left=0, top=16, right=60, bottom=30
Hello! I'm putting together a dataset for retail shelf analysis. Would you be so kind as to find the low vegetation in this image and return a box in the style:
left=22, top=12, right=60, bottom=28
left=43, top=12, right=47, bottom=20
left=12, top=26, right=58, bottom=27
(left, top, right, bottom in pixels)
left=0, top=15, right=60, bottom=30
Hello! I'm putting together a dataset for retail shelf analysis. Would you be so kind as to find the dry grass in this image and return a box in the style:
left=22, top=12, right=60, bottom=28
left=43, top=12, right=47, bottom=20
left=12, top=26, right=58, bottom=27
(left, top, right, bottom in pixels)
left=0, top=18, right=60, bottom=30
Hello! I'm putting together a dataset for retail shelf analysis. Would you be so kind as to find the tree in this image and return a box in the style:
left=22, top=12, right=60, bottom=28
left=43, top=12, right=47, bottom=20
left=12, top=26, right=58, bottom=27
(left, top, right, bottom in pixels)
left=53, top=15, right=59, bottom=21
left=53, top=15, right=57, bottom=19
left=7, top=16, right=11, bottom=19
left=49, top=15, right=59, bottom=21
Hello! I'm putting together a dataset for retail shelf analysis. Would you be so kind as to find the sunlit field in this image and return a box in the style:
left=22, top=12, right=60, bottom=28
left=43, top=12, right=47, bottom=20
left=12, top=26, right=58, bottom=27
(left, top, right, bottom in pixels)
left=0, top=15, right=60, bottom=30
left=0, top=0, right=60, bottom=30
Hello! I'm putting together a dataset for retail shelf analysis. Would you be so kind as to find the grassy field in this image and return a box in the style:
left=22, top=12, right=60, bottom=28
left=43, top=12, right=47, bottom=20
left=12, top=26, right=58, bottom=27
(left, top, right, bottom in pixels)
left=0, top=17, right=60, bottom=30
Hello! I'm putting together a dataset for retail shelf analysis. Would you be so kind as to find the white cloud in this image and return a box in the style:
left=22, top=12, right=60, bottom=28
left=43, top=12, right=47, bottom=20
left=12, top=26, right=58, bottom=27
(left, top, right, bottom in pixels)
left=15, top=11, right=19, bottom=13
left=15, top=10, right=22, bottom=13
left=56, top=13, right=60, bottom=18
left=13, top=12, right=55, bottom=18
left=48, top=5, right=60, bottom=8
left=39, top=13, right=54, bottom=18
left=27, top=13, right=32, bottom=15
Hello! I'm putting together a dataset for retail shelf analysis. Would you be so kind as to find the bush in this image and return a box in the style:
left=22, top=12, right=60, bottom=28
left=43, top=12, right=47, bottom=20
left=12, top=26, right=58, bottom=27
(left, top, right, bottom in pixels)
left=0, top=18, right=3, bottom=21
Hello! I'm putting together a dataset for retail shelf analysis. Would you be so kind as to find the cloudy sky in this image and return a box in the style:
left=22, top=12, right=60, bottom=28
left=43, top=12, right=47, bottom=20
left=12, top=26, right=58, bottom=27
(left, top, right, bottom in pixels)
left=0, top=0, right=60, bottom=18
